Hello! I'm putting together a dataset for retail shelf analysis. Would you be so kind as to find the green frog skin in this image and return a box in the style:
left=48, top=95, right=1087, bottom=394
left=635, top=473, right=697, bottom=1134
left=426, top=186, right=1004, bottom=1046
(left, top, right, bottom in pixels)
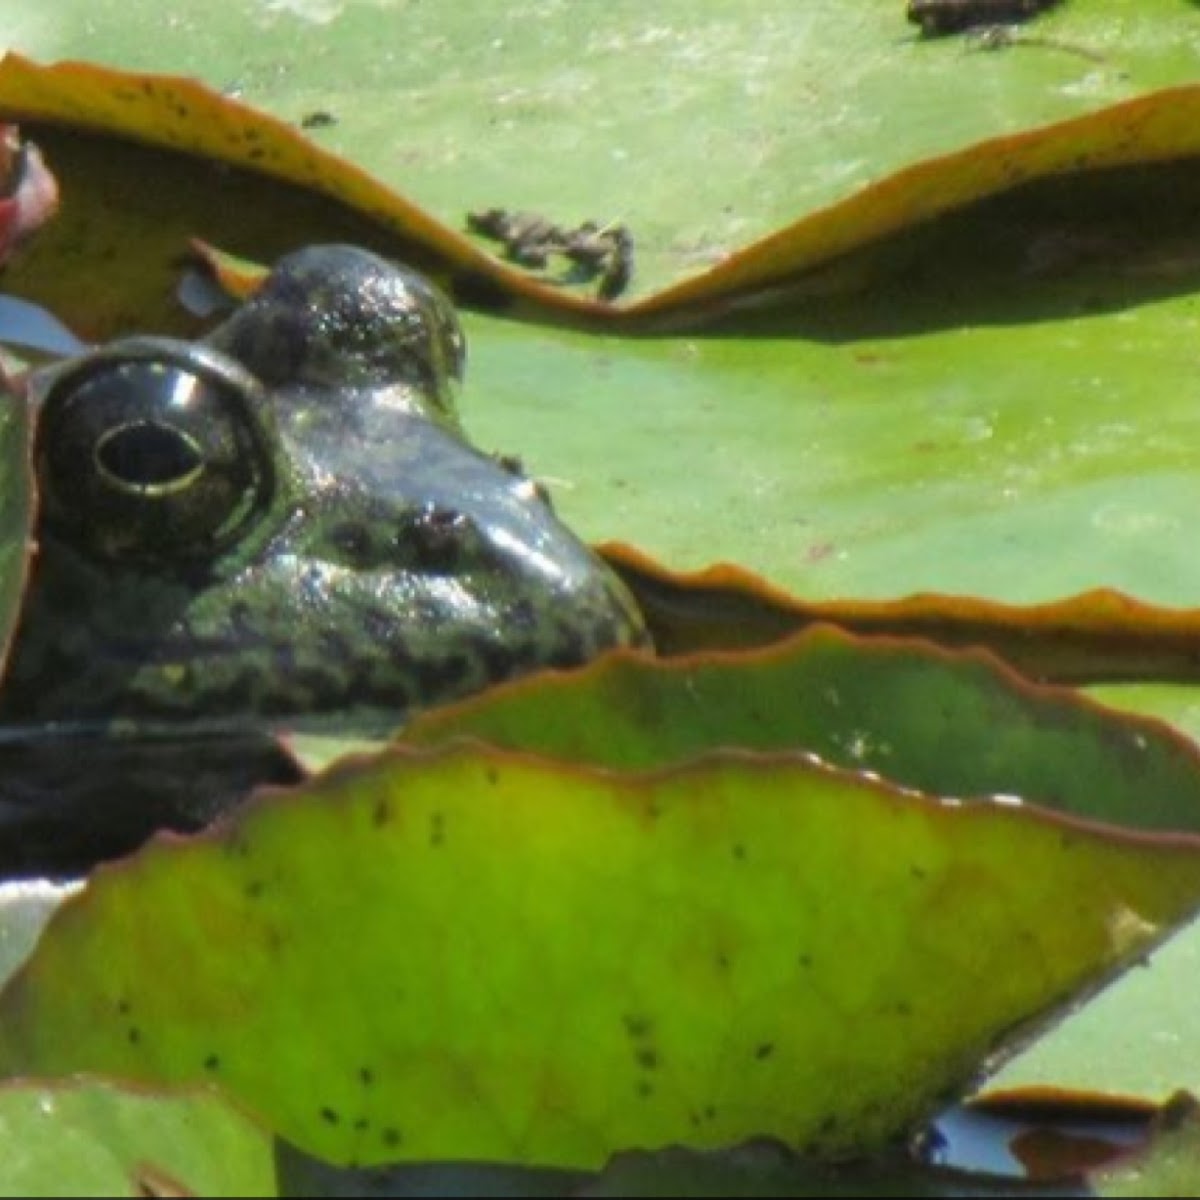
left=0, top=244, right=649, bottom=728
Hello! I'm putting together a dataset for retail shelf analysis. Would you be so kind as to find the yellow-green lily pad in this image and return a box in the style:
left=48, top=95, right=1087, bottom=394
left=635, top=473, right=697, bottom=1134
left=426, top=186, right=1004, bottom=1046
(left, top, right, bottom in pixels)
left=402, top=625, right=1200, bottom=832
left=0, top=1079, right=274, bottom=1197
left=6, top=632, right=1200, bottom=1167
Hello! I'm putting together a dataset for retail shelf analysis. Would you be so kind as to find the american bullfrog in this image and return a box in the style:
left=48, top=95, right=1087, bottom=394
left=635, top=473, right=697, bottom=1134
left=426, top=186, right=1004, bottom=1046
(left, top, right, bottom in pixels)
left=0, top=243, right=649, bottom=732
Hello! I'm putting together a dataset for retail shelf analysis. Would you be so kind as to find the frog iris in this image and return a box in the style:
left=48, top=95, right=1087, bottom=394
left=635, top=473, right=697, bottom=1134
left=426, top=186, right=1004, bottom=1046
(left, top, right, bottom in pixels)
left=35, top=337, right=275, bottom=564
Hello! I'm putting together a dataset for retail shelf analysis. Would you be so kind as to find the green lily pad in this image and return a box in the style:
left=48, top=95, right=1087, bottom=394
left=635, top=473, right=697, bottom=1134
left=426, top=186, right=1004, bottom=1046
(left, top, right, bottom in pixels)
left=3, top=743, right=1200, bottom=1169
left=6, top=10, right=1200, bottom=335
left=403, top=625, right=1200, bottom=832
left=602, top=546, right=1200, bottom=687
left=0, top=1079, right=275, bottom=1197
left=7, top=0, right=1200, bottom=304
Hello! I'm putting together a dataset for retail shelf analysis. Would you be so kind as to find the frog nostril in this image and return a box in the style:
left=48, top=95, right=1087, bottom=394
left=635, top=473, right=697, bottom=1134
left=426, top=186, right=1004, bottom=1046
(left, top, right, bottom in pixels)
left=95, top=421, right=205, bottom=493
left=403, top=504, right=472, bottom=572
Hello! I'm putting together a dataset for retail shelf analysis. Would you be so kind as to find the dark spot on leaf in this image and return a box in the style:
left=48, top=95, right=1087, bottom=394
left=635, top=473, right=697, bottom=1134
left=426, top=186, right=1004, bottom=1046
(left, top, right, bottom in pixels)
left=636, top=1081, right=654, bottom=1098
left=373, top=799, right=392, bottom=827
left=382, top=1128, right=402, bottom=1148
left=248, top=147, right=266, bottom=162
left=716, top=953, right=731, bottom=971
left=911, top=866, right=927, bottom=880
left=486, top=767, right=500, bottom=785
left=430, top=812, right=445, bottom=847
left=732, top=843, right=746, bottom=860
left=245, top=880, right=265, bottom=899
left=894, top=1001, right=912, bottom=1017
left=623, top=1014, right=652, bottom=1040
left=755, top=1043, right=774, bottom=1061
left=128, top=1027, right=141, bottom=1045
left=320, top=1107, right=340, bottom=1125
left=636, top=1048, right=658, bottom=1070
left=359, top=1067, right=374, bottom=1086
left=204, top=1054, right=220, bottom=1071
left=819, top=1115, right=838, bottom=1135
left=354, top=1117, right=370, bottom=1132
left=116, top=999, right=131, bottom=1016
left=798, top=953, right=812, bottom=969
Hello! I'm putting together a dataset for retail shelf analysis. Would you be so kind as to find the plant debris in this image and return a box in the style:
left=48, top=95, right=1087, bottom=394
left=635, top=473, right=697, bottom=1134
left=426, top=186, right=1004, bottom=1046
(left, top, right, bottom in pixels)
left=299, top=110, right=337, bottom=130
left=907, top=0, right=1063, bottom=37
left=465, top=207, right=634, bottom=301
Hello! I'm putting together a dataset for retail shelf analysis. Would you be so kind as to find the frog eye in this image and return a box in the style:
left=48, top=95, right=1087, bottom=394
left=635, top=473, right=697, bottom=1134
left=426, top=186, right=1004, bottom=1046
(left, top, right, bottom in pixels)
left=35, top=337, right=276, bottom=564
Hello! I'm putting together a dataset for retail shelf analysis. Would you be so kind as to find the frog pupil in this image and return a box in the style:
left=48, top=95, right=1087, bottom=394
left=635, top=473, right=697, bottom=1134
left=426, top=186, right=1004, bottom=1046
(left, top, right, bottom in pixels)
left=95, top=421, right=205, bottom=494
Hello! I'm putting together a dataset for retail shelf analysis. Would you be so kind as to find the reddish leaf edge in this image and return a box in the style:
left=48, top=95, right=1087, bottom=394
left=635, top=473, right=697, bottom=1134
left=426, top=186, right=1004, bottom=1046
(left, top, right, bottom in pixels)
left=5, top=57, right=1200, bottom=331
left=600, top=541, right=1200, bottom=686
left=0, top=53, right=611, bottom=323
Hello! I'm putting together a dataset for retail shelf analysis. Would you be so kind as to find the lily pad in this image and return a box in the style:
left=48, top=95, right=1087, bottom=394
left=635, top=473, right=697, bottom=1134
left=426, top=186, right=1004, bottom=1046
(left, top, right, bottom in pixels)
left=401, top=625, right=1200, bottom=832
left=602, top=546, right=1200, bottom=686
left=6, top=25, right=1200, bottom=336
left=4, top=741, right=1200, bottom=1168
left=0, top=1079, right=274, bottom=1197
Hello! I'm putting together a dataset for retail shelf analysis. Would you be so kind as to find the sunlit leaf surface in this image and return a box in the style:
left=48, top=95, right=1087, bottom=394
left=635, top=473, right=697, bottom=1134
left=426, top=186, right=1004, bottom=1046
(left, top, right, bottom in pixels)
left=0, top=1079, right=274, bottom=1197
left=402, top=626, right=1200, bottom=832
left=4, top=713, right=1200, bottom=1168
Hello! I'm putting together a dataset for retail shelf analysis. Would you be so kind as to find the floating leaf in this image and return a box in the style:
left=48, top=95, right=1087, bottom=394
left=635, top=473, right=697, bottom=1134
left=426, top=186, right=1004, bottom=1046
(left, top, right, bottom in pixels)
left=602, top=544, right=1200, bottom=687
left=403, top=625, right=1200, bottom=832
left=627, top=85, right=1200, bottom=324
left=5, top=52, right=1200, bottom=334
left=0, top=54, right=612, bottom=342
left=0, top=1079, right=274, bottom=1197
left=6, top=629, right=1200, bottom=1167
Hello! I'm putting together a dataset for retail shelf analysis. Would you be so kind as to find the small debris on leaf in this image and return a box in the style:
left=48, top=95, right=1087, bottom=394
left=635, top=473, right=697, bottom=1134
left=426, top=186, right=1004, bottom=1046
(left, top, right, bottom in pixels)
left=300, top=110, right=337, bottom=130
left=466, top=207, right=634, bottom=300
left=907, top=0, right=1063, bottom=36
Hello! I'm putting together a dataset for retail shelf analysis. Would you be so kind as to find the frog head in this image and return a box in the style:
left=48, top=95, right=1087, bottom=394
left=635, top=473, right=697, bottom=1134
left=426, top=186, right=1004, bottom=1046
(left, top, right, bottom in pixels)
left=0, top=244, right=648, bottom=729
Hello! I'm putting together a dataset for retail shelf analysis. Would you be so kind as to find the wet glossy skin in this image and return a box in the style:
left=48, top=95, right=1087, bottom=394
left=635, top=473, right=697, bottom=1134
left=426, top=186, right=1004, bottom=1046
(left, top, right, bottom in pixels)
left=0, top=244, right=649, bottom=728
